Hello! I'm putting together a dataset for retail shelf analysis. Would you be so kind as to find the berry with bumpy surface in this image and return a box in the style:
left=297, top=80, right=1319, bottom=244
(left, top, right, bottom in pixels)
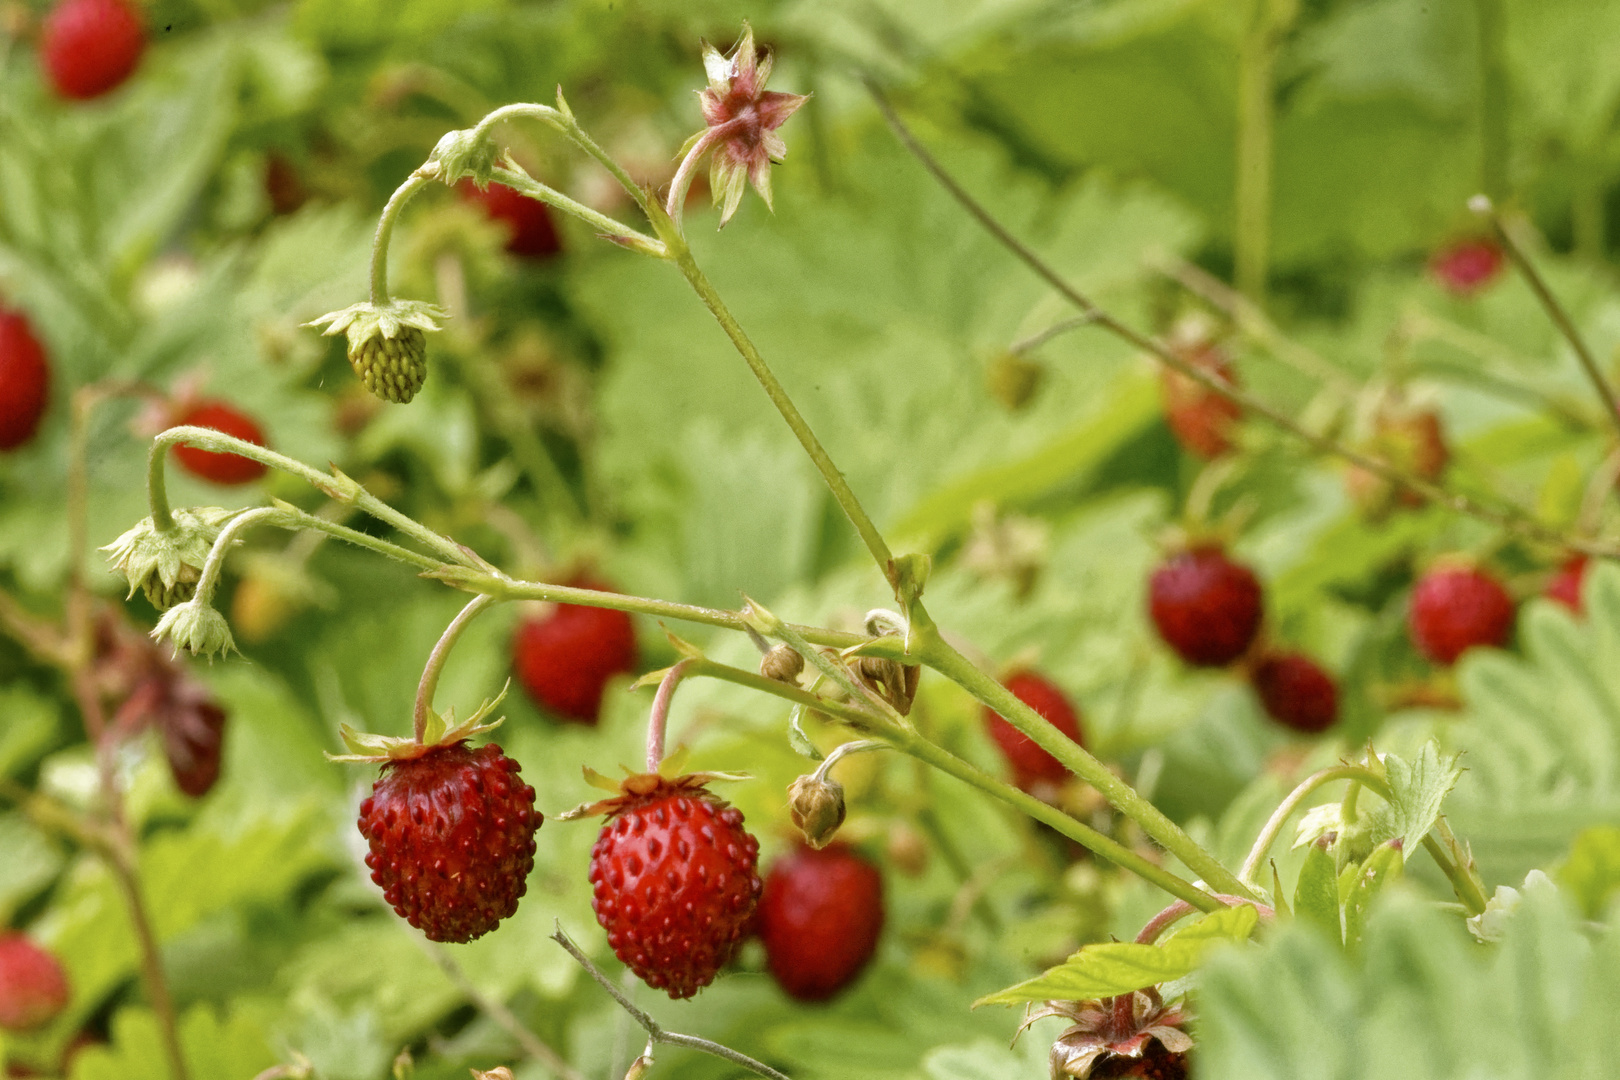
left=513, top=583, right=637, bottom=724
left=358, top=741, right=540, bottom=943
left=350, top=328, right=428, bottom=404
left=0, top=934, right=70, bottom=1032
left=1250, top=652, right=1338, bottom=734
left=459, top=180, right=563, bottom=259
left=0, top=310, right=49, bottom=451
left=982, top=670, right=1085, bottom=793
left=1545, top=555, right=1588, bottom=615
left=1160, top=340, right=1242, bottom=460
left=41, top=0, right=144, bottom=100
left=1431, top=238, right=1504, bottom=296
left=757, top=842, right=885, bottom=1002
left=585, top=774, right=761, bottom=999
left=172, top=401, right=269, bottom=485
left=1148, top=546, right=1263, bottom=667
left=1408, top=564, right=1515, bottom=666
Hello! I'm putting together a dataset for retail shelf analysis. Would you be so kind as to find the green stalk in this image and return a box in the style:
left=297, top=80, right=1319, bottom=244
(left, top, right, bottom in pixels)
left=1234, top=0, right=1292, bottom=305
left=413, top=593, right=499, bottom=742
left=1239, top=765, right=1387, bottom=885
left=370, top=173, right=433, bottom=305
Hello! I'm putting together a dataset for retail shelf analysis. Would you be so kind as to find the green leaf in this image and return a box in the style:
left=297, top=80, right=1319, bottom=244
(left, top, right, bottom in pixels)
left=975, top=903, right=1258, bottom=1005
left=1370, top=742, right=1463, bottom=852
left=1293, top=841, right=1341, bottom=945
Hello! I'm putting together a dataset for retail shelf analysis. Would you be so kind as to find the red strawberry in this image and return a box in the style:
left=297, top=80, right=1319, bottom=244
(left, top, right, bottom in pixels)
left=1250, top=652, right=1338, bottom=733
left=171, top=400, right=269, bottom=485
left=1148, top=545, right=1263, bottom=667
left=459, top=180, right=563, bottom=259
left=1161, top=340, right=1242, bottom=460
left=159, top=698, right=227, bottom=797
left=0, top=310, right=50, bottom=451
left=757, top=841, right=885, bottom=1002
left=586, top=775, right=761, bottom=999
left=1408, top=564, right=1515, bottom=666
left=512, top=583, right=637, bottom=724
left=0, top=934, right=70, bottom=1032
left=1430, top=238, right=1504, bottom=295
left=358, top=741, right=540, bottom=943
left=40, top=0, right=144, bottom=100
left=982, top=670, right=1085, bottom=792
left=1545, top=555, right=1588, bottom=615
left=1345, top=407, right=1449, bottom=514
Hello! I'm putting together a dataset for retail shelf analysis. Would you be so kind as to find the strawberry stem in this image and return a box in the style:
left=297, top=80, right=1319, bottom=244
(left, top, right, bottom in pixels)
left=368, top=170, right=433, bottom=306
left=414, top=593, right=499, bottom=744
left=1238, top=765, right=1389, bottom=886
left=645, top=658, right=696, bottom=771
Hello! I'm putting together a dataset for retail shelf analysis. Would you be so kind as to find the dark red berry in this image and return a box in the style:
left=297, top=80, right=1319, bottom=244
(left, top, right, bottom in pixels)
left=41, top=0, right=143, bottom=100
left=1546, top=555, right=1588, bottom=615
left=357, top=741, right=541, bottom=943
left=1148, top=546, right=1263, bottom=667
left=1161, top=340, right=1241, bottom=460
left=982, top=670, right=1085, bottom=792
left=1250, top=652, right=1338, bottom=734
left=0, top=934, right=69, bottom=1032
left=1408, top=564, right=1515, bottom=666
left=171, top=401, right=269, bottom=485
left=512, top=582, right=637, bottom=724
left=0, top=310, right=49, bottom=451
left=1091, top=1041, right=1188, bottom=1079
left=757, top=842, right=885, bottom=1002
left=1430, top=238, right=1504, bottom=296
left=459, top=180, right=563, bottom=259
left=159, top=698, right=227, bottom=797
left=588, top=779, right=761, bottom=999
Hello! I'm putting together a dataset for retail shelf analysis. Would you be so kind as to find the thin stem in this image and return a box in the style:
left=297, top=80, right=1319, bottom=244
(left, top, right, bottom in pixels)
left=414, top=594, right=499, bottom=743
left=370, top=172, right=433, bottom=304
left=551, top=926, right=792, bottom=1080
left=811, top=739, right=886, bottom=783
left=645, top=659, right=696, bottom=771
left=492, top=164, right=662, bottom=251
left=1008, top=314, right=1100, bottom=357
left=420, top=940, right=586, bottom=1080
left=1134, top=893, right=1271, bottom=946
left=1235, top=2, right=1286, bottom=305
left=1472, top=195, right=1620, bottom=440
left=191, top=507, right=287, bottom=608
left=276, top=508, right=444, bottom=572
left=1421, top=833, right=1488, bottom=916
left=1238, top=765, right=1390, bottom=885
left=665, top=128, right=724, bottom=223
left=107, top=852, right=190, bottom=1080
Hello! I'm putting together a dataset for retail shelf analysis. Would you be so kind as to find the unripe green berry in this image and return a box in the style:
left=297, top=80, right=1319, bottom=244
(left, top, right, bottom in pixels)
left=350, top=328, right=427, bottom=404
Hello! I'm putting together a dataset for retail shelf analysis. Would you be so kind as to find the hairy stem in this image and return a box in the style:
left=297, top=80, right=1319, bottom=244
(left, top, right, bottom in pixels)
left=1239, top=766, right=1388, bottom=885
left=371, top=172, right=433, bottom=305
left=191, top=507, right=288, bottom=609
left=645, top=659, right=696, bottom=771
left=1134, top=893, right=1271, bottom=946
left=420, top=939, right=585, bottom=1080
left=414, top=593, right=499, bottom=743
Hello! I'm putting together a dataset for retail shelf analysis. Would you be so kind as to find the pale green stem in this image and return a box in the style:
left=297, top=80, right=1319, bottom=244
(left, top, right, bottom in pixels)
left=1422, top=834, right=1489, bottom=916
left=491, top=164, right=662, bottom=251
left=413, top=593, right=499, bottom=743
left=811, top=739, right=887, bottom=783
left=370, top=172, right=433, bottom=305
left=1239, top=766, right=1388, bottom=886
left=1234, top=4, right=1283, bottom=305
left=645, top=659, right=696, bottom=771
left=192, top=507, right=289, bottom=608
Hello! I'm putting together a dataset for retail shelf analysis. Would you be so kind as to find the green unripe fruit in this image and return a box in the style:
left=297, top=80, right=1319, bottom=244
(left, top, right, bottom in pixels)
left=351, top=328, right=427, bottom=404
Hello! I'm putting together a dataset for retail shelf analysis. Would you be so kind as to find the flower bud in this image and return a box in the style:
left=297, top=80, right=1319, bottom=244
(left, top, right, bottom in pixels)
left=760, top=643, right=804, bottom=685
left=853, top=654, right=920, bottom=716
left=102, top=507, right=239, bottom=612
left=150, top=600, right=237, bottom=662
left=787, top=772, right=846, bottom=849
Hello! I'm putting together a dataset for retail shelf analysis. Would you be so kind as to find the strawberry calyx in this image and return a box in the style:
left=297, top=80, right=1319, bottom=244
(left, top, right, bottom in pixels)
left=326, top=685, right=508, bottom=764
left=559, top=756, right=750, bottom=821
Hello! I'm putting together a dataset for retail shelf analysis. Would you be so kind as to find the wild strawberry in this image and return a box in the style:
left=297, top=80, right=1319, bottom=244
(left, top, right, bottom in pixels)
left=0, top=934, right=70, bottom=1032
left=580, top=773, right=761, bottom=999
left=1249, top=652, right=1338, bottom=734
left=0, top=309, right=50, bottom=451
left=982, top=670, right=1085, bottom=793
left=757, top=841, right=885, bottom=1002
left=1038, top=989, right=1191, bottom=1079
left=171, top=401, right=269, bottom=485
left=1430, top=237, right=1504, bottom=295
left=357, top=741, right=540, bottom=943
left=1160, top=339, right=1241, bottom=460
left=459, top=180, right=563, bottom=259
left=1148, top=545, right=1263, bottom=667
left=159, top=697, right=227, bottom=796
left=1545, top=555, right=1588, bottom=615
left=1345, top=407, right=1449, bottom=515
left=40, top=0, right=144, bottom=100
left=512, top=583, right=638, bottom=724
left=1408, top=564, right=1515, bottom=666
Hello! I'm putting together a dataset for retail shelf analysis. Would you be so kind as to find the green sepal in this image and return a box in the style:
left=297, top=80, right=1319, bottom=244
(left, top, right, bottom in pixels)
left=102, top=507, right=244, bottom=611
left=1294, top=841, right=1342, bottom=945
left=324, top=683, right=509, bottom=763
left=1343, top=839, right=1406, bottom=948
left=304, top=299, right=448, bottom=356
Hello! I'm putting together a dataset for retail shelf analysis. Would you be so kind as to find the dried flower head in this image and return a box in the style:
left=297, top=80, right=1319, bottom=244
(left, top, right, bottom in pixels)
left=1028, top=989, right=1192, bottom=1079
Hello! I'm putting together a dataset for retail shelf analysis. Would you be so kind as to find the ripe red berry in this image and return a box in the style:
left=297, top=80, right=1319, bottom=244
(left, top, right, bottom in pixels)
left=588, top=777, right=761, bottom=999
left=40, top=0, right=144, bottom=101
left=1408, top=564, right=1515, bottom=666
left=512, top=584, right=637, bottom=724
left=1160, top=340, right=1242, bottom=460
left=1148, top=546, right=1263, bottom=667
left=1430, top=238, right=1504, bottom=295
left=171, top=401, right=269, bottom=485
left=1250, top=652, right=1338, bottom=734
left=757, top=842, right=885, bottom=1002
left=1545, top=555, right=1588, bottom=615
left=0, top=934, right=70, bottom=1032
left=458, top=180, right=563, bottom=259
left=357, top=741, right=540, bottom=943
left=160, top=698, right=227, bottom=797
left=982, top=670, right=1085, bottom=792
left=0, top=310, right=50, bottom=451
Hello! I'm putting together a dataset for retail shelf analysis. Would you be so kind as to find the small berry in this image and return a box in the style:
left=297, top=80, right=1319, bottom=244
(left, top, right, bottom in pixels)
left=1545, top=555, right=1588, bottom=615
left=41, top=0, right=144, bottom=100
left=159, top=698, right=227, bottom=797
left=1160, top=340, right=1242, bottom=460
left=0, top=934, right=70, bottom=1032
left=587, top=777, right=761, bottom=999
left=981, top=670, right=1085, bottom=792
left=512, top=583, right=637, bottom=724
left=459, top=181, right=563, bottom=258
left=1408, top=564, right=1515, bottom=666
left=1431, top=238, right=1504, bottom=295
left=1250, top=652, right=1338, bottom=734
left=350, top=328, right=428, bottom=404
left=0, top=310, right=50, bottom=451
left=357, top=741, right=541, bottom=943
left=1346, top=407, right=1449, bottom=514
left=171, top=401, right=269, bottom=485
left=757, top=842, right=885, bottom=1002
left=1148, top=546, right=1263, bottom=667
